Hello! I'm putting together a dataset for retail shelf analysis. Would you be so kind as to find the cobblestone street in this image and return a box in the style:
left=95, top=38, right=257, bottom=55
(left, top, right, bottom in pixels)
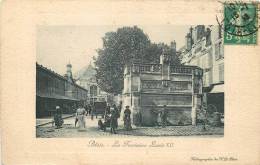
left=36, top=116, right=224, bottom=138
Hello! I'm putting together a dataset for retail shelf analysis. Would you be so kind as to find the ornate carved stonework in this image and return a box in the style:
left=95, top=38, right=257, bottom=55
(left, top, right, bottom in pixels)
left=139, top=64, right=162, bottom=73
left=142, top=80, right=162, bottom=89
left=170, top=67, right=192, bottom=74
left=194, top=77, right=201, bottom=93
left=124, top=62, right=203, bottom=126
left=162, top=80, right=170, bottom=87
left=169, top=81, right=191, bottom=91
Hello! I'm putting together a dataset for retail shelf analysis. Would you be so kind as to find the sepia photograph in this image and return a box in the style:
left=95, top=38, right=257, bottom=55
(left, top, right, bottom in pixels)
left=2, top=1, right=260, bottom=165
left=36, top=25, right=224, bottom=138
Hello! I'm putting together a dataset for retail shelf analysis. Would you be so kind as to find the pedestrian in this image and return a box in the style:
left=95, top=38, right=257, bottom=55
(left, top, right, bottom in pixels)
left=151, top=109, right=160, bottom=126
left=53, top=106, right=63, bottom=129
left=106, top=104, right=111, bottom=114
left=104, top=104, right=110, bottom=121
left=161, top=105, right=168, bottom=128
left=84, top=104, right=89, bottom=116
left=75, top=114, right=78, bottom=127
left=157, top=111, right=162, bottom=126
left=90, top=104, right=94, bottom=120
left=110, top=109, right=118, bottom=134
left=118, top=101, right=122, bottom=114
left=88, top=104, right=92, bottom=115
left=104, top=105, right=110, bottom=117
left=123, top=106, right=132, bottom=131
left=98, top=119, right=106, bottom=131
left=201, top=107, right=208, bottom=131
left=76, top=104, right=86, bottom=131
left=113, top=104, right=120, bottom=128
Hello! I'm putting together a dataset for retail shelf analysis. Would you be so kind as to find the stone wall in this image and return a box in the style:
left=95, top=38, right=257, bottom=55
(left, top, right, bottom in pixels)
left=140, top=106, right=192, bottom=126
left=141, top=94, right=192, bottom=106
left=140, top=94, right=192, bottom=126
left=122, top=62, right=203, bottom=126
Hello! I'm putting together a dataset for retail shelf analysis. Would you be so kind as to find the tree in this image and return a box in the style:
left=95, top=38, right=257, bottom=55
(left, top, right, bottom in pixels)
left=94, top=26, right=181, bottom=94
left=143, top=43, right=162, bottom=63
left=94, top=26, right=150, bottom=93
left=144, top=42, right=180, bottom=65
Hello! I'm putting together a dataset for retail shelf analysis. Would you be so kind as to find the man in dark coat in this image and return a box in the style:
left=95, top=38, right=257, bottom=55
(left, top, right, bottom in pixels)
left=161, top=105, right=168, bottom=128
left=90, top=104, right=94, bottom=120
left=106, top=104, right=111, bottom=114
left=87, top=104, right=91, bottom=115
left=113, top=104, right=120, bottom=128
left=110, top=109, right=117, bottom=134
left=123, top=106, right=132, bottom=131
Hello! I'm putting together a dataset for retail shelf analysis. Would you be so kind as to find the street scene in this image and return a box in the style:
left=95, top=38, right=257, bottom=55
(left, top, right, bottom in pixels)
left=36, top=25, right=224, bottom=137
left=36, top=115, right=223, bottom=138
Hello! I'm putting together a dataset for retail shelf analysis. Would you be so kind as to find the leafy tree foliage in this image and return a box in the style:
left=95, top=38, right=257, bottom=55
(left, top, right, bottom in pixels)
left=144, top=42, right=180, bottom=65
left=94, top=26, right=180, bottom=94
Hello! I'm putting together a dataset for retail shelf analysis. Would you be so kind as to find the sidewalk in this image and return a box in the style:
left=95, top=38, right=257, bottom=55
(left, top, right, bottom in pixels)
left=36, top=114, right=75, bottom=127
left=116, top=125, right=224, bottom=137
left=36, top=116, right=224, bottom=137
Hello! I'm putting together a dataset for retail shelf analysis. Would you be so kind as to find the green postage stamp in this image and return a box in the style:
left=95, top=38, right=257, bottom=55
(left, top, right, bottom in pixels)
left=223, top=2, right=258, bottom=44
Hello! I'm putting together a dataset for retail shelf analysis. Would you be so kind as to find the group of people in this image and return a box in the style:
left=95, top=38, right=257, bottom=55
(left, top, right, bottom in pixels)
left=99, top=104, right=132, bottom=134
left=52, top=104, right=88, bottom=130
left=52, top=103, right=133, bottom=133
left=152, top=105, right=168, bottom=127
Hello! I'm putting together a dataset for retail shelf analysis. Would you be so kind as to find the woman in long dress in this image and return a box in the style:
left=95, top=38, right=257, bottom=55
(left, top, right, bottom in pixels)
left=76, top=105, right=86, bottom=131
left=54, top=106, right=63, bottom=129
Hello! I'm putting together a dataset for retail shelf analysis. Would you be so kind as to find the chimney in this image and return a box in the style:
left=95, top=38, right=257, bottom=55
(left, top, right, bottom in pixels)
left=185, top=27, right=194, bottom=50
left=189, top=27, right=193, bottom=46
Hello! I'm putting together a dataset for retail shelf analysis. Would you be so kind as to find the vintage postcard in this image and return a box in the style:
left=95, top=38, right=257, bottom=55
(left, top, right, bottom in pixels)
left=1, top=0, right=260, bottom=165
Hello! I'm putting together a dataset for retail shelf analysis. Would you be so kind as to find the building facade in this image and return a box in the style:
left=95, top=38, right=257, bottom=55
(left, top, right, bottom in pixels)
left=178, top=25, right=224, bottom=114
left=36, top=63, right=88, bottom=118
left=123, top=53, right=203, bottom=126
left=75, top=64, right=113, bottom=105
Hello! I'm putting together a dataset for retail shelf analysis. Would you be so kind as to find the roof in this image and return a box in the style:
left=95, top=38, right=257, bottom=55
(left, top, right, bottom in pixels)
left=36, top=93, right=80, bottom=101
left=36, top=62, right=88, bottom=92
left=131, top=63, right=203, bottom=70
left=74, top=64, right=97, bottom=81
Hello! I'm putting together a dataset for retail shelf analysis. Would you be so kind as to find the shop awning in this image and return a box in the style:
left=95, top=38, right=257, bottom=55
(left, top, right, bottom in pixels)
left=209, top=84, right=224, bottom=93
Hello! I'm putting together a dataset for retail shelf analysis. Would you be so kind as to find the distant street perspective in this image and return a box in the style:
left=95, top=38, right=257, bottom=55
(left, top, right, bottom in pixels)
left=36, top=25, right=224, bottom=137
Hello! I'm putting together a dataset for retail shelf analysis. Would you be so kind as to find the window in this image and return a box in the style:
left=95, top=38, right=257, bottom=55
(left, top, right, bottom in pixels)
left=218, top=25, right=222, bottom=39
left=219, top=63, right=224, bottom=82
left=140, top=66, right=145, bottom=72
left=205, top=28, right=212, bottom=46
left=196, top=25, right=205, bottom=41
left=215, top=42, right=224, bottom=60
left=90, top=85, right=98, bottom=96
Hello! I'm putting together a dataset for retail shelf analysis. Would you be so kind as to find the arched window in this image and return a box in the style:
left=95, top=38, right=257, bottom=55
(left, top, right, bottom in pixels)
left=90, top=85, right=98, bottom=96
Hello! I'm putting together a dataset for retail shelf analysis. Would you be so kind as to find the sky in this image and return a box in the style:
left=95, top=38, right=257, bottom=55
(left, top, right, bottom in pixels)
left=37, top=25, right=190, bottom=75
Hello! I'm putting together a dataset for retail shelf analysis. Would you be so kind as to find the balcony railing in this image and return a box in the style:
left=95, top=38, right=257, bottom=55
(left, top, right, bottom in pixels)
left=132, top=64, right=162, bottom=73
left=170, top=66, right=192, bottom=74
